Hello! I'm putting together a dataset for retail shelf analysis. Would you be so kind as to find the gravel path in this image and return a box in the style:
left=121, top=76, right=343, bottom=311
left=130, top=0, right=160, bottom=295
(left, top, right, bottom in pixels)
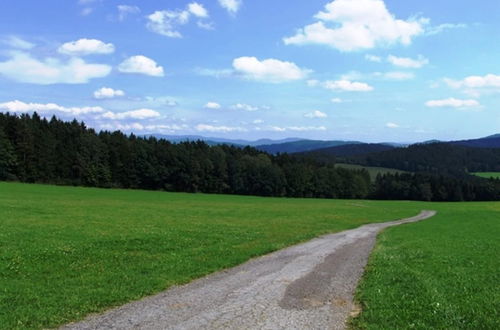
left=62, top=210, right=436, bottom=330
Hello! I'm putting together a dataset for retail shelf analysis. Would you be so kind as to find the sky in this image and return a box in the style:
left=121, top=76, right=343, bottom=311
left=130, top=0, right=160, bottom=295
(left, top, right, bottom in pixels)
left=0, top=0, right=499, bottom=142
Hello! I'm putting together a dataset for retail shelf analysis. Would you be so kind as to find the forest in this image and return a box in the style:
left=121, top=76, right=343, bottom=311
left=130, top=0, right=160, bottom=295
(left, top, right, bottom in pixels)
left=1, top=112, right=499, bottom=201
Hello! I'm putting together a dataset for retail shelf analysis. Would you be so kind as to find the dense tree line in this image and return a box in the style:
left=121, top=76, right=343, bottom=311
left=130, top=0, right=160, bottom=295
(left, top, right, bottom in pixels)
left=0, top=113, right=371, bottom=198
left=345, top=142, right=500, bottom=176
left=1, top=113, right=499, bottom=201
left=372, top=173, right=500, bottom=202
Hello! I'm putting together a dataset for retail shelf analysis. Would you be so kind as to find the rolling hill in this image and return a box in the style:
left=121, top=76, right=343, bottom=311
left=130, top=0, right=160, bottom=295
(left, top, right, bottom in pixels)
left=255, top=140, right=363, bottom=154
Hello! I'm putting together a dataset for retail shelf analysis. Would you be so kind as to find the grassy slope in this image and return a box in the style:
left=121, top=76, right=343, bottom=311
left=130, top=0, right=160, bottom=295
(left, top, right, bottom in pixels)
left=0, top=182, right=423, bottom=329
left=351, top=202, right=500, bottom=329
left=472, top=172, right=500, bottom=179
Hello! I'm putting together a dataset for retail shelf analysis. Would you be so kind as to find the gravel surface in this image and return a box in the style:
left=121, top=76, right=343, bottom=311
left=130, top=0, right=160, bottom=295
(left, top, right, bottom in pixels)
left=61, top=210, right=436, bottom=330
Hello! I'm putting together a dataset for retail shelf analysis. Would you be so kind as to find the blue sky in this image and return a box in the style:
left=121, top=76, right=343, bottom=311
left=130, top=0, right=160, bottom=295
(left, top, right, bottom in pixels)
left=1, top=0, right=499, bottom=142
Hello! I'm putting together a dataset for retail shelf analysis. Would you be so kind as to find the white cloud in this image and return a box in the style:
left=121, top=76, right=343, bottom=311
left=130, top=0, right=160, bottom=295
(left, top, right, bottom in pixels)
left=197, top=21, right=215, bottom=30
left=0, top=100, right=104, bottom=115
left=144, top=124, right=189, bottom=132
left=444, top=74, right=500, bottom=90
left=195, top=124, right=247, bottom=133
left=304, top=110, right=328, bottom=118
left=253, top=119, right=264, bottom=124
left=118, top=5, right=140, bottom=21
left=425, top=98, right=480, bottom=108
left=100, top=122, right=146, bottom=131
left=444, top=74, right=500, bottom=97
left=101, top=121, right=189, bottom=134
left=58, top=39, right=115, bottom=56
left=232, top=56, right=311, bottom=83
left=3, top=36, right=35, bottom=50
left=331, top=98, right=343, bottom=103
left=378, top=71, right=415, bottom=80
left=218, top=0, right=242, bottom=14
left=284, top=0, right=427, bottom=51
left=204, top=102, right=221, bottom=109
left=270, top=126, right=327, bottom=132
left=365, top=54, right=382, bottom=62
left=323, top=80, right=374, bottom=92
left=101, top=109, right=161, bottom=120
left=386, top=122, right=399, bottom=128
left=0, top=51, right=111, bottom=84
left=426, top=23, right=467, bottom=36
left=118, top=55, right=164, bottom=77
left=188, top=2, right=208, bottom=18
left=93, top=87, right=125, bottom=99
left=146, top=2, right=210, bottom=38
left=231, top=103, right=263, bottom=111
left=387, top=55, right=428, bottom=68
left=147, top=10, right=191, bottom=38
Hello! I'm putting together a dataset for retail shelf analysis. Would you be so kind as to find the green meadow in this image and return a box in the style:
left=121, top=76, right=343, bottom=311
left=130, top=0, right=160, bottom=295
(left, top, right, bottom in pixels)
left=351, top=202, right=500, bottom=329
left=0, top=182, right=421, bottom=329
left=473, top=172, right=500, bottom=179
left=1, top=182, right=498, bottom=329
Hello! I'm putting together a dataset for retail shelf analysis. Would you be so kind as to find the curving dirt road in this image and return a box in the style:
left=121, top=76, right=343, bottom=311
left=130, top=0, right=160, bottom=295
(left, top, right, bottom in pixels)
left=62, top=210, right=436, bottom=330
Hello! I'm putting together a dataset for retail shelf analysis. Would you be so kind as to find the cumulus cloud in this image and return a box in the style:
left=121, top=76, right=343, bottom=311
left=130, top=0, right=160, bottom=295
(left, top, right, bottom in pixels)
left=58, top=39, right=115, bottom=56
left=444, top=74, right=500, bottom=90
left=284, top=0, right=427, bottom=51
left=93, top=87, right=125, bottom=99
left=231, top=103, right=265, bottom=111
left=118, top=55, right=164, bottom=77
left=0, top=100, right=104, bottom=115
left=2, top=36, right=35, bottom=50
left=304, top=110, right=328, bottom=118
left=195, top=124, right=247, bottom=133
left=444, top=74, right=500, bottom=97
left=0, top=52, right=111, bottom=84
left=425, top=98, right=480, bottom=108
left=147, top=2, right=210, bottom=38
left=117, top=5, right=140, bottom=21
left=387, top=55, right=428, bottom=68
left=331, top=98, right=343, bottom=103
left=386, top=122, right=399, bottom=128
left=101, top=109, right=161, bottom=120
left=232, top=56, right=311, bottom=83
left=204, top=102, right=221, bottom=109
left=188, top=2, right=209, bottom=18
left=218, top=0, right=242, bottom=14
left=323, top=80, right=374, bottom=92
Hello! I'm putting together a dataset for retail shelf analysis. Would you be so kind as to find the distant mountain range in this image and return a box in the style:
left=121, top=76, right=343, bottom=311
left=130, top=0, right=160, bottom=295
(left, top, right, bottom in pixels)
left=144, top=134, right=303, bottom=147
left=144, top=133, right=500, bottom=155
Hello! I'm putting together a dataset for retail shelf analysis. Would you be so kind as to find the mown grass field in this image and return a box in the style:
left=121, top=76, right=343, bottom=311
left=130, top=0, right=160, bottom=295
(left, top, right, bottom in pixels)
left=2, top=183, right=498, bottom=329
left=335, top=163, right=407, bottom=182
left=351, top=202, right=500, bottom=329
left=472, top=172, right=500, bottom=179
left=0, top=182, right=423, bottom=329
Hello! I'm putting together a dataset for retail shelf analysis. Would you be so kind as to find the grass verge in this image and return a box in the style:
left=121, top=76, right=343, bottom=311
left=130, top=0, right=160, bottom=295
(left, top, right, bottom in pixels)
left=351, top=202, right=500, bottom=329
